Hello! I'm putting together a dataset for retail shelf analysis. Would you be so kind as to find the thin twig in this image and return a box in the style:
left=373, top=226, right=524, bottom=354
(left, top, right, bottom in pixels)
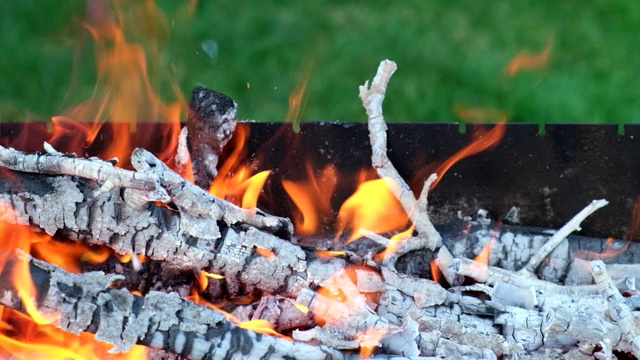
left=359, top=60, right=441, bottom=252
left=521, top=199, right=608, bottom=275
left=591, top=260, right=640, bottom=358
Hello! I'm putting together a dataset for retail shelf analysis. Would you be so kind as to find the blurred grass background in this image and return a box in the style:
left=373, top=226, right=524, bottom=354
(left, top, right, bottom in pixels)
left=0, top=0, right=638, bottom=124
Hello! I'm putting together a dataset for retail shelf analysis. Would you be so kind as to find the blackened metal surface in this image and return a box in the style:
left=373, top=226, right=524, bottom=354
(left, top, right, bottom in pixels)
left=1, top=121, right=639, bottom=240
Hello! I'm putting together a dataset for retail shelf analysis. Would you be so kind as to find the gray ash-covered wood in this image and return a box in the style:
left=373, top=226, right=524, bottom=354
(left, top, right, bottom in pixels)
left=0, top=171, right=303, bottom=298
left=0, top=255, right=343, bottom=360
left=186, top=86, right=238, bottom=189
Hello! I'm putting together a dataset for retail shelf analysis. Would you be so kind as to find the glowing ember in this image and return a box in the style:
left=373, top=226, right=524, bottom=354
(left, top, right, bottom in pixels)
left=282, top=164, right=337, bottom=235
left=255, top=246, right=276, bottom=259
left=336, top=178, right=409, bottom=243
left=504, top=37, right=554, bottom=76
left=575, top=237, right=631, bottom=260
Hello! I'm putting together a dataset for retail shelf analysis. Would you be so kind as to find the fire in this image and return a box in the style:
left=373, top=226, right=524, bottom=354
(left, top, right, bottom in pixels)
left=575, top=237, right=630, bottom=260
left=187, top=282, right=293, bottom=341
left=0, top=215, right=142, bottom=357
left=454, top=105, right=509, bottom=123
left=473, top=238, right=493, bottom=267
left=285, top=61, right=313, bottom=133
left=209, top=125, right=271, bottom=209
left=49, top=0, right=185, bottom=166
left=237, top=319, right=291, bottom=340
left=255, top=246, right=276, bottom=259
left=430, top=260, right=441, bottom=283
left=430, top=123, right=506, bottom=189
left=194, top=270, right=225, bottom=293
left=293, top=302, right=310, bottom=314
left=282, top=164, right=338, bottom=235
left=373, top=224, right=415, bottom=263
left=315, top=250, right=346, bottom=260
left=31, top=238, right=110, bottom=274
left=202, top=270, right=225, bottom=280
left=0, top=305, right=146, bottom=359
left=470, top=222, right=501, bottom=276
left=504, top=36, right=554, bottom=76
left=357, top=326, right=389, bottom=359
left=336, top=178, right=409, bottom=243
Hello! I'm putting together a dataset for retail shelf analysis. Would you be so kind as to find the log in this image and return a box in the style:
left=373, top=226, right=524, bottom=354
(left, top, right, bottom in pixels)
left=0, top=253, right=344, bottom=359
left=186, top=86, right=238, bottom=189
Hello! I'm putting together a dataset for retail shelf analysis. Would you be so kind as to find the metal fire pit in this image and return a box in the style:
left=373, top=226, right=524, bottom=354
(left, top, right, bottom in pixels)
left=2, top=121, right=638, bottom=240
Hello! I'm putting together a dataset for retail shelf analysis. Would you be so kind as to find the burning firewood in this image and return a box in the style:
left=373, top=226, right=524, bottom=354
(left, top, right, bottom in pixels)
left=185, top=86, right=238, bottom=189
left=0, top=253, right=341, bottom=359
left=0, top=62, right=640, bottom=359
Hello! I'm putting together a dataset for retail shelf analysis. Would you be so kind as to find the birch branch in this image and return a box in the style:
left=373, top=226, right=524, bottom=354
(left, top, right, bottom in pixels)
left=520, top=199, right=608, bottom=275
left=0, top=144, right=292, bottom=236
left=359, top=60, right=441, bottom=252
left=0, top=254, right=343, bottom=359
left=591, top=260, right=640, bottom=358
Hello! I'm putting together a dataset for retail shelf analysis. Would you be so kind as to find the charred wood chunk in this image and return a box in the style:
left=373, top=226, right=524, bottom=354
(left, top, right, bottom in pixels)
left=187, top=86, right=238, bottom=189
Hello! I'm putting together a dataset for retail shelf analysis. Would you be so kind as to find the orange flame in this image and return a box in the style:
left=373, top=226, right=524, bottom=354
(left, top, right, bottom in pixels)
left=431, top=123, right=506, bottom=189
left=50, top=0, right=185, bottom=166
left=430, top=260, right=441, bottom=283
left=473, top=238, right=493, bottom=266
left=282, top=164, right=338, bottom=235
left=358, top=327, right=389, bottom=359
left=0, top=215, right=140, bottom=357
left=470, top=223, right=501, bottom=276
left=374, top=224, right=415, bottom=263
left=209, top=126, right=271, bottom=208
left=315, top=250, right=346, bottom=260
left=31, top=239, right=110, bottom=274
left=504, top=37, right=554, bottom=76
left=0, top=305, right=146, bottom=359
left=336, top=178, right=409, bottom=243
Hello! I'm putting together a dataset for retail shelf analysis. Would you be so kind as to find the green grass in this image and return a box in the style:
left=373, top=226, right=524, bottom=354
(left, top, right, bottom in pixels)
left=1, top=0, right=639, bottom=124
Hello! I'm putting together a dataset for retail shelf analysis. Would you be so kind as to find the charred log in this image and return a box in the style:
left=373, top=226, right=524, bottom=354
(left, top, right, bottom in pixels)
left=0, top=254, right=343, bottom=359
left=186, top=86, right=238, bottom=189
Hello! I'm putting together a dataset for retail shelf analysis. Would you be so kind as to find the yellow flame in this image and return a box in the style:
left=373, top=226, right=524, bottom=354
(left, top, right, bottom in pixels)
left=336, top=178, right=409, bottom=243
